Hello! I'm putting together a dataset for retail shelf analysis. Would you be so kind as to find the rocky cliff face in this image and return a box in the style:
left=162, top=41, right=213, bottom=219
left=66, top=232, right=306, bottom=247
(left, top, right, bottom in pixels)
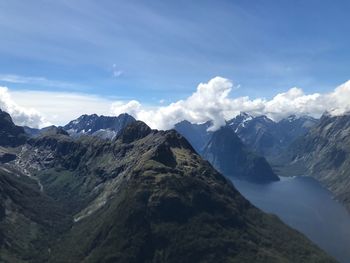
left=284, top=113, right=350, bottom=210
left=0, top=109, right=27, bottom=147
left=227, top=113, right=318, bottom=160
left=203, top=126, right=279, bottom=183
left=174, top=120, right=212, bottom=154
left=63, top=113, right=136, bottom=139
left=175, top=119, right=279, bottom=183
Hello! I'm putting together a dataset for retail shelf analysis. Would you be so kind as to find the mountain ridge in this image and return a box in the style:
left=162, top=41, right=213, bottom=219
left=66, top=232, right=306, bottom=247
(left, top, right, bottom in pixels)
left=63, top=113, right=136, bottom=139
left=227, top=112, right=318, bottom=160
left=0, top=109, right=27, bottom=147
left=175, top=113, right=318, bottom=161
left=0, top=109, right=337, bottom=262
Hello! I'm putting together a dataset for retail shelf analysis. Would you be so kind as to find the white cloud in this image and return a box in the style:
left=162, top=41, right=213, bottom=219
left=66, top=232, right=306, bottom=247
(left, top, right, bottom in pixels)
left=111, top=77, right=237, bottom=130
left=10, top=90, right=116, bottom=127
left=110, top=77, right=350, bottom=130
left=0, top=87, right=49, bottom=128
left=4, top=77, right=350, bottom=131
left=0, top=74, right=84, bottom=90
left=111, top=100, right=141, bottom=117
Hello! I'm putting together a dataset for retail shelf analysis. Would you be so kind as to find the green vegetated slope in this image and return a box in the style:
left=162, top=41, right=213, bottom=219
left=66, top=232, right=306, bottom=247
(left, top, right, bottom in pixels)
left=0, top=166, right=70, bottom=262
left=0, top=118, right=336, bottom=262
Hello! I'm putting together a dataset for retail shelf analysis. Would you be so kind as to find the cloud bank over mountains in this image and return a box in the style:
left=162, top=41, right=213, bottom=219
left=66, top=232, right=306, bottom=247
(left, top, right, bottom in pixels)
left=2, top=77, right=350, bottom=130
left=112, top=77, right=350, bottom=130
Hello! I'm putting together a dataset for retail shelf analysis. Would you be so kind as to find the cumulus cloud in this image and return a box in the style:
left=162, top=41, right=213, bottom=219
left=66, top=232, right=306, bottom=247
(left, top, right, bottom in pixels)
left=4, top=77, right=350, bottom=131
left=110, top=77, right=350, bottom=131
left=0, top=86, right=49, bottom=128
left=111, top=100, right=142, bottom=117
left=111, top=77, right=238, bottom=131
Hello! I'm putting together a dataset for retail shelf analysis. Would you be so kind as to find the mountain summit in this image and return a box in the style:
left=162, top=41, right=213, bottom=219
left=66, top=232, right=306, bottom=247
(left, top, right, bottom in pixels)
left=63, top=113, right=136, bottom=139
left=0, top=109, right=27, bottom=147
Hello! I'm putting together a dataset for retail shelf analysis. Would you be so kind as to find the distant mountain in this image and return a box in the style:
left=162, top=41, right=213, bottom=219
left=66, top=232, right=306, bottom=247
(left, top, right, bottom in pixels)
left=174, top=120, right=212, bottom=154
left=175, top=118, right=280, bottom=183
left=203, top=126, right=279, bottom=183
left=274, top=114, right=319, bottom=154
left=283, top=113, right=350, bottom=210
left=175, top=113, right=318, bottom=162
left=23, top=126, right=41, bottom=137
left=227, top=113, right=277, bottom=158
left=227, top=112, right=318, bottom=160
left=0, top=119, right=335, bottom=262
left=63, top=113, right=136, bottom=139
left=24, top=125, right=70, bottom=138
left=0, top=109, right=27, bottom=147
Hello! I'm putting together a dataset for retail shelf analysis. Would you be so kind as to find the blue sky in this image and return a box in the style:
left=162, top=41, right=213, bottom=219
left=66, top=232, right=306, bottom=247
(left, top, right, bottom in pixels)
left=1, top=0, right=350, bottom=128
left=1, top=0, right=350, bottom=102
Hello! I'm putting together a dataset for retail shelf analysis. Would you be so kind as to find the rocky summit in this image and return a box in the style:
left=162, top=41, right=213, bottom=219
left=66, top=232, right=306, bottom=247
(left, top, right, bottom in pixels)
left=0, top=109, right=27, bottom=147
left=63, top=113, right=136, bottom=139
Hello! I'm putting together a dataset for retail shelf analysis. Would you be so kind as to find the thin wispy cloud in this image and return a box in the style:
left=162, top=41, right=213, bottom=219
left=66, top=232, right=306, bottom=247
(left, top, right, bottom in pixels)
left=112, top=64, right=123, bottom=78
left=0, top=74, right=85, bottom=90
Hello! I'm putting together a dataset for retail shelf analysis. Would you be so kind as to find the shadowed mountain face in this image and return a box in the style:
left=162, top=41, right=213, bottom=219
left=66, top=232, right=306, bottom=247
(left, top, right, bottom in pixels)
left=227, top=113, right=318, bottom=160
left=63, top=113, right=136, bottom=139
left=0, top=166, right=70, bottom=262
left=283, top=113, right=350, bottom=211
left=174, top=120, right=212, bottom=154
left=0, top=109, right=27, bottom=147
left=0, top=112, right=336, bottom=262
left=175, top=113, right=318, bottom=162
left=175, top=119, right=279, bottom=183
left=203, top=126, right=279, bottom=183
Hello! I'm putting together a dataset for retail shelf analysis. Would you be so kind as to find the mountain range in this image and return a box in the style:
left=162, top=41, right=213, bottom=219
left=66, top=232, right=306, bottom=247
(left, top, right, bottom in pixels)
left=174, top=113, right=318, bottom=180
left=63, top=113, right=136, bottom=139
left=227, top=113, right=318, bottom=160
left=0, top=109, right=336, bottom=262
left=25, top=113, right=136, bottom=140
left=175, top=113, right=317, bottom=160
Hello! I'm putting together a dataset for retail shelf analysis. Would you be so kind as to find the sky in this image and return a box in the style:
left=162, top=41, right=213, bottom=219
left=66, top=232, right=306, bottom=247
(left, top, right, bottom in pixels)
left=1, top=0, right=350, bottom=129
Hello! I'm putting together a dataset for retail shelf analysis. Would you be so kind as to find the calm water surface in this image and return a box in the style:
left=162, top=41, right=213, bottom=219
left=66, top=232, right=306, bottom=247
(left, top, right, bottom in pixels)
left=232, top=176, right=350, bottom=263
